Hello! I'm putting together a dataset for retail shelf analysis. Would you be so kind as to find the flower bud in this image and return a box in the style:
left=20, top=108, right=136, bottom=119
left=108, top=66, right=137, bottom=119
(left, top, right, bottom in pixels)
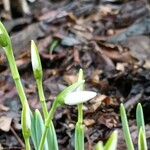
left=31, top=40, right=43, bottom=79
left=64, top=91, right=97, bottom=105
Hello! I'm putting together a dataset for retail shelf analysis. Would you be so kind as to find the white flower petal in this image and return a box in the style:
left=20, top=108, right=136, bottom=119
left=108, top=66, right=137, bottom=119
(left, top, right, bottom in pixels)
left=31, top=40, right=39, bottom=71
left=25, top=105, right=31, bottom=130
left=64, top=91, right=97, bottom=105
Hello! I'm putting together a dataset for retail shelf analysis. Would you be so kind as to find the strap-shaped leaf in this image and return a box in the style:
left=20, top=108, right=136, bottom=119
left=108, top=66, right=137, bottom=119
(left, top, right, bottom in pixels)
left=47, top=121, right=59, bottom=150
left=31, top=110, right=48, bottom=150
left=136, top=103, right=145, bottom=133
left=75, top=123, right=85, bottom=150
left=31, top=112, right=38, bottom=149
left=120, top=104, right=134, bottom=150
left=138, top=127, right=147, bottom=150
left=104, top=130, right=118, bottom=150
left=95, top=141, right=104, bottom=150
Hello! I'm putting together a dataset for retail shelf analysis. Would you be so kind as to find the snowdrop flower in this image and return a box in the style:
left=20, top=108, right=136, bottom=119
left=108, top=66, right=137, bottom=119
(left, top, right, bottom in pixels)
left=64, top=91, right=97, bottom=105
left=31, top=40, right=43, bottom=79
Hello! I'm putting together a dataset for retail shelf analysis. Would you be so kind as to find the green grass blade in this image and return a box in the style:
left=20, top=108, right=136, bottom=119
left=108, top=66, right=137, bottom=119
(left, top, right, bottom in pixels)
left=75, top=123, right=85, bottom=150
left=104, top=130, right=118, bottom=150
left=47, top=121, right=59, bottom=150
left=136, top=103, right=145, bottom=133
left=31, top=112, right=38, bottom=149
left=138, top=127, right=147, bottom=150
left=35, top=109, right=49, bottom=150
left=120, top=103, right=134, bottom=150
left=30, top=110, right=49, bottom=150
left=95, top=141, right=104, bottom=150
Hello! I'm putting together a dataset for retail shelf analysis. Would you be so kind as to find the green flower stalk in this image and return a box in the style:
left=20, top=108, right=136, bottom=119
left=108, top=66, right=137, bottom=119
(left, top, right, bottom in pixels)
left=39, top=80, right=85, bottom=150
left=0, top=21, right=31, bottom=149
left=75, top=69, right=85, bottom=150
left=31, top=40, right=48, bottom=120
left=31, top=40, right=58, bottom=150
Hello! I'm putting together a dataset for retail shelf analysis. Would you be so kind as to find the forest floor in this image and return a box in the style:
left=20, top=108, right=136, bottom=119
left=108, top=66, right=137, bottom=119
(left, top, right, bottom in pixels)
left=0, top=0, right=150, bottom=149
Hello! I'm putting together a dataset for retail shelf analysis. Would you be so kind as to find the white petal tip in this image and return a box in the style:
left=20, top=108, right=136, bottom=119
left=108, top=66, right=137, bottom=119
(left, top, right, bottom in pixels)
left=31, top=40, right=39, bottom=71
left=64, top=91, right=97, bottom=105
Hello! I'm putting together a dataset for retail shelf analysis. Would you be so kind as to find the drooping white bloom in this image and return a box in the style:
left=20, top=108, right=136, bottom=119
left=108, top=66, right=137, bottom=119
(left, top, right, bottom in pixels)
left=31, top=40, right=39, bottom=71
left=64, top=91, right=97, bottom=105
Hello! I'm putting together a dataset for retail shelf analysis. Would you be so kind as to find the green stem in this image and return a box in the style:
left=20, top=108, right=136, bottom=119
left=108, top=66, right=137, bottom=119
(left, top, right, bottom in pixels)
left=25, top=138, right=31, bottom=150
left=5, top=47, right=28, bottom=106
left=5, top=47, right=31, bottom=149
left=78, top=103, right=83, bottom=124
left=39, top=100, right=59, bottom=150
left=36, top=79, right=48, bottom=120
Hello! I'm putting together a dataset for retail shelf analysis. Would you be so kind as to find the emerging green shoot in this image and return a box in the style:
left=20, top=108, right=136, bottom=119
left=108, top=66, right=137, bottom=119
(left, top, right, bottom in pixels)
left=136, top=103, right=146, bottom=133
left=104, top=130, right=118, bottom=150
left=138, top=127, right=147, bottom=150
left=95, top=141, right=104, bottom=150
left=120, top=104, right=134, bottom=150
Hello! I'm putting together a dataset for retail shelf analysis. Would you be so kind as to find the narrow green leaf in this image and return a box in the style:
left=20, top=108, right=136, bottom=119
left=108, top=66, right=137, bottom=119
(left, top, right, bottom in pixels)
left=31, top=112, right=38, bottom=149
left=120, top=103, right=134, bottom=150
left=35, top=110, right=48, bottom=150
left=47, top=121, right=59, bottom=150
left=138, top=127, right=147, bottom=150
left=31, top=110, right=49, bottom=150
left=95, top=141, right=104, bottom=150
left=136, top=103, right=145, bottom=133
left=104, top=130, right=118, bottom=150
left=75, top=123, right=85, bottom=150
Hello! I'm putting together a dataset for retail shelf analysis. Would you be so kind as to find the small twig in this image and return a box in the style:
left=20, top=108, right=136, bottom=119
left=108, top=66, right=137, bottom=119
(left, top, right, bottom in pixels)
left=10, top=126, right=25, bottom=148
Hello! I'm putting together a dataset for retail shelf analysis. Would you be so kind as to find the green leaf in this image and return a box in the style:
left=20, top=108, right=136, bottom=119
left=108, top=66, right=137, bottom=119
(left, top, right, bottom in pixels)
left=31, top=110, right=48, bottom=150
left=75, top=123, right=85, bottom=150
left=138, top=127, right=147, bottom=150
left=95, top=141, right=104, bottom=150
left=104, top=130, right=118, bottom=150
left=136, top=103, right=145, bottom=133
left=31, top=112, right=38, bottom=149
left=47, top=121, right=59, bottom=150
left=120, top=103, right=134, bottom=150
left=35, top=110, right=48, bottom=150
